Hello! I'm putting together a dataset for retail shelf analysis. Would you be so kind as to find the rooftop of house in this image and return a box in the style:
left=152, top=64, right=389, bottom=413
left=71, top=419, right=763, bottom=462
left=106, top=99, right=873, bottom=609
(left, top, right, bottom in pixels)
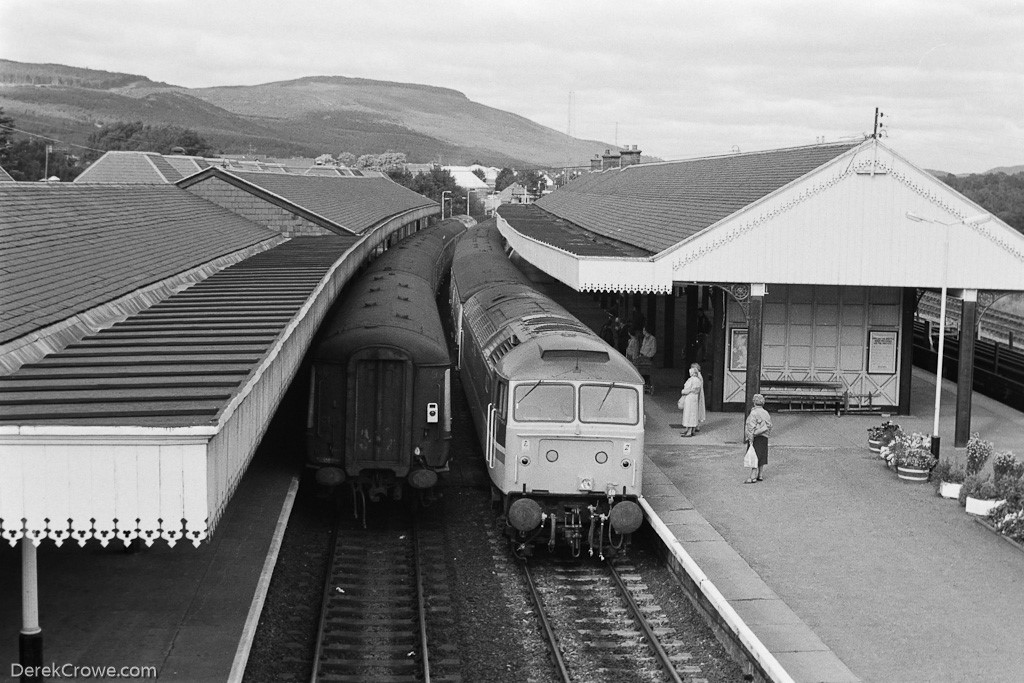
left=179, top=168, right=437, bottom=234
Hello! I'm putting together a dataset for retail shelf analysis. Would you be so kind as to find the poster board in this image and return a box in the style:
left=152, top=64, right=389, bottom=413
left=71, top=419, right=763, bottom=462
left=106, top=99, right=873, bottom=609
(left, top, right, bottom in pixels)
left=729, top=328, right=748, bottom=371
left=867, top=330, right=897, bottom=375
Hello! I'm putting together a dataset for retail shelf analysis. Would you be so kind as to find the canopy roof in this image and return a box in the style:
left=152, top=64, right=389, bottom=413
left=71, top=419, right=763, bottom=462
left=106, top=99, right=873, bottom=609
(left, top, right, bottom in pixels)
left=497, top=139, right=1024, bottom=294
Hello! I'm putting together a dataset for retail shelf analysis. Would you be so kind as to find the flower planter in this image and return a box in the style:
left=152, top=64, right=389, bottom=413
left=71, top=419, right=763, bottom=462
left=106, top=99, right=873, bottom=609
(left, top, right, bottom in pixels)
left=896, top=465, right=930, bottom=482
left=868, top=437, right=882, bottom=452
left=965, top=497, right=1005, bottom=516
left=939, top=481, right=963, bottom=499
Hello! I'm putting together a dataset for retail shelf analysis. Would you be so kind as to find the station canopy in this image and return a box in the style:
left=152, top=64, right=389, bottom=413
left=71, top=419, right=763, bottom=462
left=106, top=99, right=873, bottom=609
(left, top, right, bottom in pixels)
left=0, top=179, right=437, bottom=548
left=496, top=139, right=1024, bottom=294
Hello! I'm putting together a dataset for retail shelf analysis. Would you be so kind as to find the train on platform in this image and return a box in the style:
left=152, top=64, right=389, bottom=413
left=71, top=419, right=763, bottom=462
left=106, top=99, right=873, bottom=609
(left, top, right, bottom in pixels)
left=306, top=218, right=469, bottom=511
left=450, top=222, right=645, bottom=558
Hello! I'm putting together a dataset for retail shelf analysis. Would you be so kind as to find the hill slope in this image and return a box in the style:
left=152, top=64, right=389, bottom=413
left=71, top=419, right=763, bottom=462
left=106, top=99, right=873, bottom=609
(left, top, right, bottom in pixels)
left=0, top=60, right=617, bottom=167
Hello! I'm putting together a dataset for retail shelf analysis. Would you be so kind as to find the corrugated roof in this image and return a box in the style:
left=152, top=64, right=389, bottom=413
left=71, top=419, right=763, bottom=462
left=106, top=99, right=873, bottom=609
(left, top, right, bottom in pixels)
left=535, top=141, right=861, bottom=254
left=0, top=237, right=355, bottom=426
left=0, top=165, right=14, bottom=182
left=0, top=183, right=277, bottom=345
left=182, top=169, right=437, bottom=234
left=497, top=204, right=652, bottom=257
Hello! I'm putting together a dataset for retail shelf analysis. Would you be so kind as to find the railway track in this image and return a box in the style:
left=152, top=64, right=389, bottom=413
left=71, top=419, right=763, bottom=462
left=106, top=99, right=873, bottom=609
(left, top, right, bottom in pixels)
left=522, top=557, right=698, bottom=683
left=312, top=507, right=459, bottom=683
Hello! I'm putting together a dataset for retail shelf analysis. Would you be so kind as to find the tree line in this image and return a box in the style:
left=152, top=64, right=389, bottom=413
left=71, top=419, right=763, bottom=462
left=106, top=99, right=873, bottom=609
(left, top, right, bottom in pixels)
left=939, top=172, right=1024, bottom=233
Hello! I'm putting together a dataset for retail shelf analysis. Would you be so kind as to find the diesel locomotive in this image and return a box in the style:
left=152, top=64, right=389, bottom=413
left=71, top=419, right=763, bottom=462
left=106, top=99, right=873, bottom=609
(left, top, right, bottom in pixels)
left=306, top=218, right=468, bottom=509
left=450, top=221, right=645, bottom=557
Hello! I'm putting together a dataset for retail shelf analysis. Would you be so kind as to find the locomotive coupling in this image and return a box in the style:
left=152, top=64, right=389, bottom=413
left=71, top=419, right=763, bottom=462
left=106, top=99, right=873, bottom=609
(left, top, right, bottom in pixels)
left=315, top=467, right=345, bottom=487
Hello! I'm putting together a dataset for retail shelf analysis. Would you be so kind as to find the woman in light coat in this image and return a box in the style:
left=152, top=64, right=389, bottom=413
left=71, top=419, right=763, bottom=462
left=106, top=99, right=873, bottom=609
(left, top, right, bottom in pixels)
left=690, top=362, right=707, bottom=431
left=679, top=367, right=703, bottom=437
left=744, top=393, right=772, bottom=483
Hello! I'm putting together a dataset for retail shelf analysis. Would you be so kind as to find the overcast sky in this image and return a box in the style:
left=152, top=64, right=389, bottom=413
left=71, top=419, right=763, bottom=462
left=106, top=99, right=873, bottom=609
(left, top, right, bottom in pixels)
left=2, top=0, right=1021, bottom=173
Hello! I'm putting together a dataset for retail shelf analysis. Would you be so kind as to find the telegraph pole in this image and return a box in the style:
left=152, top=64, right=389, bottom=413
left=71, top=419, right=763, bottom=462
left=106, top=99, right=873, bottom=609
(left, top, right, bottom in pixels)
left=873, top=108, right=885, bottom=138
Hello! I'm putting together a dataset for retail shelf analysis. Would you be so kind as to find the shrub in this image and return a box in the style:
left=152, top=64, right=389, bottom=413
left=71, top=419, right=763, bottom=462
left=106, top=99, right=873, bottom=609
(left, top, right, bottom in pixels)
left=959, top=474, right=981, bottom=506
left=867, top=420, right=900, bottom=440
left=996, top=475, right=1024, bottom=508
left=993, top=451, right=1024, bottom=482
left=932, top=459, right=966, bottom=492
left=977, top=481, right=999, bottom=500
left=965, top=434, right=994, bottom=476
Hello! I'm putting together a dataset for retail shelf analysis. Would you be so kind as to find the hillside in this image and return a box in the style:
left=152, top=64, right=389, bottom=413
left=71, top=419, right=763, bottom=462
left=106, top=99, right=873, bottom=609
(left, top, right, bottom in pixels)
left=0, top=59, right=618, bottom=167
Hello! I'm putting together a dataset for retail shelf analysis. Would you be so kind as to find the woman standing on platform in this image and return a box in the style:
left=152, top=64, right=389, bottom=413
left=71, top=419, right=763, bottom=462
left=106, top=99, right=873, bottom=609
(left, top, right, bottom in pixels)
left=678, top=366, right=703, bottom=437
left=689, top=362, right=707, bottom=432
left=744, top=394, right=772, bottom=483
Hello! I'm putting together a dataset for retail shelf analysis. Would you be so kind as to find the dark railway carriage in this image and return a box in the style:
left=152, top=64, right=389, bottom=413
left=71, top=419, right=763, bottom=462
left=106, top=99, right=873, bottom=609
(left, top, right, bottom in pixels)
left=451, top=226, right=645, bottom=558
left=307, top=219, right=467, bottom=501
left=449, top=221, right=530, bottom=368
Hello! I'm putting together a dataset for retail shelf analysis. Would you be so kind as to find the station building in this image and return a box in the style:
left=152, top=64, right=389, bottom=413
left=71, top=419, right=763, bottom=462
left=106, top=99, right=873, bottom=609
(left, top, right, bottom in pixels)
left=496, top=138, right=1024, bottom=446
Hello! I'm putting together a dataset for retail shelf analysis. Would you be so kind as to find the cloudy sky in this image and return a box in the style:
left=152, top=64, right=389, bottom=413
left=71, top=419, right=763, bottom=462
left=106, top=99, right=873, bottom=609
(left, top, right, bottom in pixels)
left=2, top=0, right=1021, bottom=173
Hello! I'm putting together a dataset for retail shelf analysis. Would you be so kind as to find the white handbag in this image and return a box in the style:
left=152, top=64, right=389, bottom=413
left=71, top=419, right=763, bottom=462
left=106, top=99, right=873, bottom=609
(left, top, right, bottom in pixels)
left=743, top=443, right=758, bottom=468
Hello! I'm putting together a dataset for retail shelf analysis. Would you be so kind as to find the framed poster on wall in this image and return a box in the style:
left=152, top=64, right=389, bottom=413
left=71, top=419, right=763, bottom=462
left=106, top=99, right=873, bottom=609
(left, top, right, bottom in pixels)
left=867, top=330, right=898, bottom=374
left=729, top=328, right=748, bottom=371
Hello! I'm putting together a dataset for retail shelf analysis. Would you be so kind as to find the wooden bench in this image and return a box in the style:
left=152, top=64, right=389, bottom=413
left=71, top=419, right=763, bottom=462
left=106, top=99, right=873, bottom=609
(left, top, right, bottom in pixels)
left=760, top=380, right=847, bottom=413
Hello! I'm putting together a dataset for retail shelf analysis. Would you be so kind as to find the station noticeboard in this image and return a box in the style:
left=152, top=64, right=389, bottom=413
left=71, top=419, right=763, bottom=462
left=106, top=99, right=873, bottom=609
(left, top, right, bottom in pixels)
left=867, top=330, right=897, bottom=375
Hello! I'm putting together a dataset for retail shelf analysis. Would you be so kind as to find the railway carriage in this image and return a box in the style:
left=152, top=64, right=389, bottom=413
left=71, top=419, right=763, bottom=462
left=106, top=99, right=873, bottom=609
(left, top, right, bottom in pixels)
left=307, top=218, right=467, bottom=504
left=451, top=223, right=645, bottom=557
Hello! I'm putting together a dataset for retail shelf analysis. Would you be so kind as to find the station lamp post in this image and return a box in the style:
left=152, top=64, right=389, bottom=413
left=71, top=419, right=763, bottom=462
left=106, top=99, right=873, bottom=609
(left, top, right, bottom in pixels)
left=440, top=191, right=451, bottom=220
left=906, top=211, right=990, bottom=457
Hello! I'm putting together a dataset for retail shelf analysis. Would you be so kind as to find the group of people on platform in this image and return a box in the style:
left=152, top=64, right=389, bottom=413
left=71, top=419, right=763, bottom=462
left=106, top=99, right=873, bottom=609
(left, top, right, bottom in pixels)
left=600, top=298, right=772, bottom=484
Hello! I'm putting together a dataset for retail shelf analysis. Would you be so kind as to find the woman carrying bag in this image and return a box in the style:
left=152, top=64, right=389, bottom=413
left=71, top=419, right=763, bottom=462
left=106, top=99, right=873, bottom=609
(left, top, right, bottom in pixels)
left=743, top=393, right=772, bottom=483
left=678, top=366, right=703, bottom=437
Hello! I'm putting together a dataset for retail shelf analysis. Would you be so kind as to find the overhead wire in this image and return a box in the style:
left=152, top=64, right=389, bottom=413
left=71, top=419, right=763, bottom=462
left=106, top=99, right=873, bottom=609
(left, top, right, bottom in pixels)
left=0, top=123, right=108, bottom=153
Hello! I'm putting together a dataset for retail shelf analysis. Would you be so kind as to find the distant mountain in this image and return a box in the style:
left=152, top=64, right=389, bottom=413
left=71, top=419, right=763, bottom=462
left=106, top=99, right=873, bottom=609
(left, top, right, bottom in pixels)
left=985, top=164, right=1024, bottom=176
left=0, top=59, right=623, bottom=168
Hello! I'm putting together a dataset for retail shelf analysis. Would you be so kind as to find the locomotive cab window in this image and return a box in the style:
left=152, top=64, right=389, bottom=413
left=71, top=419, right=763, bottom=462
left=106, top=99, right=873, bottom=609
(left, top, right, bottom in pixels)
left=513, top=382, right=574, bottom=422
left=579, top=384, right=640, bottom=425
left=497, top=380, right=509, bottom=419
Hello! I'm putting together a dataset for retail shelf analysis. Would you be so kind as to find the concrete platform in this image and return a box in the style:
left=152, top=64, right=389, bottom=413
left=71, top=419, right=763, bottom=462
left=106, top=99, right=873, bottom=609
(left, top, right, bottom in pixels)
left=641, top=363, right=1024, bottom=683
left=0, top=439, right=298, bottom=681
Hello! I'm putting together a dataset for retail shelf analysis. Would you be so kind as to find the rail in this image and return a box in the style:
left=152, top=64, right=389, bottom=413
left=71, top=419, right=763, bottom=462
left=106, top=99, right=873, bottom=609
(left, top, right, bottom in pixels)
left=521, top=557, right=686, bottom=682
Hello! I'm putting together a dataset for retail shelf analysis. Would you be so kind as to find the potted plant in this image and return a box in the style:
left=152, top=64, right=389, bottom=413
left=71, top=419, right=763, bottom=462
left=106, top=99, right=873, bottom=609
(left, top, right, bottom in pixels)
left=958, top=474, right=981, bottom=507
left=889, top=431, right=936, bottom=481
left=867, top=420, right=900, bottom=453
left=932, top=459, right=967, bottom=499
left=965, top=433, right=993, bottom=477
left=993, top=450, right=1024, bottom=482
left=966, top=479, right=1004, bottom=516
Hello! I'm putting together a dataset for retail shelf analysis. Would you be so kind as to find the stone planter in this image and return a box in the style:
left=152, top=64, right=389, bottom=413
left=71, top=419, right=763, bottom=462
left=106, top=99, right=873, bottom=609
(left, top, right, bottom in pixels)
left=965, top=497, right=1005, bottom=516
left=939, top=481, right=963, bottom=499
left=896, top=465, right=930, bottom=482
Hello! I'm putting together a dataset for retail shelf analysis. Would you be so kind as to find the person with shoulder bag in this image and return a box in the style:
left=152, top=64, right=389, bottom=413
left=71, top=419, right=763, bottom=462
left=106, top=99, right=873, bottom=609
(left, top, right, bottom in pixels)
left=743, top=393, right=772, bottom=483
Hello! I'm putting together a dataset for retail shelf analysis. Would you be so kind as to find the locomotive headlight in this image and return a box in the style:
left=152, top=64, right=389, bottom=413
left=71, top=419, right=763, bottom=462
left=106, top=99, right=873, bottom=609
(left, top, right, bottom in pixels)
left=545, top=449, right=559, bottom=462
left=621, top=459, right=632, bottom=469
left=521, top=456, right=531, bottom=466
left=414, top=446, right=421, bottom=455
left=594, top=451, right=608, bottom=464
